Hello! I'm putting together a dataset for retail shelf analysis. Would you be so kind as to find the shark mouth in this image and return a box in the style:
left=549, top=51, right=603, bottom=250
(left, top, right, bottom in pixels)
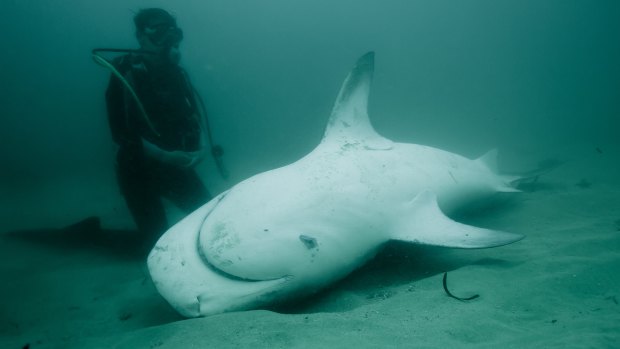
left=194, top=191, right=288, bottom=283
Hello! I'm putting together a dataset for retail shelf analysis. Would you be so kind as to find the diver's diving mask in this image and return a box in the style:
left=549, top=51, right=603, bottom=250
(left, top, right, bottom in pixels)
left=144, top=23, right=183, bottom=47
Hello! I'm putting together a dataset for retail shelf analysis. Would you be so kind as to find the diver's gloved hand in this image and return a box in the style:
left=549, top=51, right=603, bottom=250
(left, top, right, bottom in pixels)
left=142, top=138, right=207, bottom=168
left=166, top=149, right=207, bottom=168
left=185, top=149, right=208, bottom=167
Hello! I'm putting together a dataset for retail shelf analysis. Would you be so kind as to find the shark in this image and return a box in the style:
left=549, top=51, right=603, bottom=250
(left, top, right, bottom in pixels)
left=147, top=51, right=524, bottom=317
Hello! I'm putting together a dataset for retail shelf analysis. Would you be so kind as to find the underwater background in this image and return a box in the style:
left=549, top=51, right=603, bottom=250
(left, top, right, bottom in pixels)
left=2, top=0, right=618, bottom=230
left=1, top=1, right=619, bottom=348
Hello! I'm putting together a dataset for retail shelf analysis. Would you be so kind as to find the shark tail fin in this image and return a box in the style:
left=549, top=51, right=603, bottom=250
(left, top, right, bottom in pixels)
left=508, top=158, right=564, bottom=190
left=478, top=150, right=563, bottom=191
left=390, top=190, right=524, bottom=249
left=476, top=149, right=499, bottom=173
left=476, top=149, right=522, bottom=192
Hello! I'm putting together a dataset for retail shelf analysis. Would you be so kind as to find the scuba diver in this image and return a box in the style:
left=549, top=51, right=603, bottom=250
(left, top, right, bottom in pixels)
left=99, top=8, right=223, bottom=246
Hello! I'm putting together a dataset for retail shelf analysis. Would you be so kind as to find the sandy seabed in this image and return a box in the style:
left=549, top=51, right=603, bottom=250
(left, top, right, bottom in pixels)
left=1, top=146, right=619, bottom=349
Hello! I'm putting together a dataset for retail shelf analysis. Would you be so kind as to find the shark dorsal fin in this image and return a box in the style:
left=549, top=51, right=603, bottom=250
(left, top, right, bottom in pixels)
left=322, top=52, right=392, bottom=150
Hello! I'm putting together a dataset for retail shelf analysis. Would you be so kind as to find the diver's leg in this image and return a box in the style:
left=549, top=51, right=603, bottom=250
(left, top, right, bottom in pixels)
left=160, top=166, right=211, bottom=213
left=116, top=161, right=169, bottom=240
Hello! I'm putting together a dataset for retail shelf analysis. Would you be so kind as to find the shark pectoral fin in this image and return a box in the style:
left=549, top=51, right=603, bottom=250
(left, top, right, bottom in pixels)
left=391, top=190, right=524, bottom=249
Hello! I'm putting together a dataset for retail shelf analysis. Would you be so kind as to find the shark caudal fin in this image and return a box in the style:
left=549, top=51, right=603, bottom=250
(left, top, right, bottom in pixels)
left=475, top=149, right=522, bottom=193
left=390, top=190, right=524, bottom=248
left=476, top=149, right=500, bottom=173
left=475, top=149, right=563, bottom=192
left=321, top=51, right=393, bottom=150
left=509, top=158, right=564, bottom=191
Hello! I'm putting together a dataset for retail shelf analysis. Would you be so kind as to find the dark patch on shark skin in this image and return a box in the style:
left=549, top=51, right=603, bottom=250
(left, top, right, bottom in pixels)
left=448, top=171, right=458, bottom=184
left=299, top=235, right=318, bottom=249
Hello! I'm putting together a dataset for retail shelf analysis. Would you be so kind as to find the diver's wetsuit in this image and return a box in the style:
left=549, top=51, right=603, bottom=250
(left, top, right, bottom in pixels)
left=105, top=54, right=210, bottom=240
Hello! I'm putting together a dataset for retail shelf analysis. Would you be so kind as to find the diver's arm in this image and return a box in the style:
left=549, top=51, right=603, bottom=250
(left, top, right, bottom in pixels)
left=179, top=68, right=207, bottom=144
left=140, top=71, right=206, bottom=167
left=141, top=138, right=206, bottom=168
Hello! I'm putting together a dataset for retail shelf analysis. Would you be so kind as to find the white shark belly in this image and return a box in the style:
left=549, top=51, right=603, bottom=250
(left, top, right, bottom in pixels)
left=197, top=142, right=501, bottom=282
left=307, top=142, right=505, bottom=212
left=147, top=51, right=524, bottom=317
left=198, top=161, right=388, bottom=282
